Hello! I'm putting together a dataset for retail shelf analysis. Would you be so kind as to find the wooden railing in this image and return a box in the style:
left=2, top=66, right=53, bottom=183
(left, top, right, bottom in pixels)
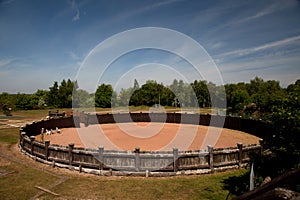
left=19, top=113, right=265, bottom=176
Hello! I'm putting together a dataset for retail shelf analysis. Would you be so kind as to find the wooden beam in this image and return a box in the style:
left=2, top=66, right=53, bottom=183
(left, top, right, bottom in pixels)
left=35, top=186, right=59, bottom=196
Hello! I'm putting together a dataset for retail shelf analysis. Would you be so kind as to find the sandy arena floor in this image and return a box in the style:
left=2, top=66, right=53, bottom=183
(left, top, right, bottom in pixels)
left=37, top=122, right=260, bottom=151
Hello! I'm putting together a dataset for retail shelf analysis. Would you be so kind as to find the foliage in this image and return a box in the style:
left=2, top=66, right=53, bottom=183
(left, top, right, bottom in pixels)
left=15, top=93, right=32, bottom=110
left=223, top=79, right=300, bottom=196
left=191, top=80, right=210, bottom=107
left=46, top=79, right=74, bottom=108
left=30, top=89, right=48, bottom=109
left=259, top=79, right=300, bottom=177
left=73, top=89, right=94, bottom=108
left=118, top=87, right=134, bottom=106
left=0, top=92, right=14, bottom=115
left=95, top=83, right=114, bottom=108
left=129, top=80, right=175, bottom=107
left=0, top=77, right=297, bottom=117
left=225, top=77, right=286, bottom=117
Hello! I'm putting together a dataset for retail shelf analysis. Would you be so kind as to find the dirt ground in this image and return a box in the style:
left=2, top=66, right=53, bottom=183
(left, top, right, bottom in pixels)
left=38, top=122, right=260, bottom=151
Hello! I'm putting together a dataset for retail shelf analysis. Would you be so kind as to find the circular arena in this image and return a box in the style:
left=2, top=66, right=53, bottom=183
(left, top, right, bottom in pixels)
left=38, top=122, right=260, bottom=151
left=19, top=112, right=265, bottom=176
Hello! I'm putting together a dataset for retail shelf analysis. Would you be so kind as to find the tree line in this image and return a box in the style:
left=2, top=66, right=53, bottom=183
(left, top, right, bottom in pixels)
left=0, top=77, right=299, bottom=115
left=0, top=79, right=76, bottom=111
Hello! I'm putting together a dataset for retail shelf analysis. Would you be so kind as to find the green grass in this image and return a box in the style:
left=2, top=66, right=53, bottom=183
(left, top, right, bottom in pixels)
left=0, top=162, right=60, bottom=200
left=39, top=170, right=246, bottom=200
left=10, top=109, right=67, bottom=119
left=0, top=128, right=19, bottom=144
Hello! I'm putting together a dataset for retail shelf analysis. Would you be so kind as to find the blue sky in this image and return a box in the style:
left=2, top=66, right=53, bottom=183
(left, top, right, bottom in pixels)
left=0, top=0, right=299, bottom=93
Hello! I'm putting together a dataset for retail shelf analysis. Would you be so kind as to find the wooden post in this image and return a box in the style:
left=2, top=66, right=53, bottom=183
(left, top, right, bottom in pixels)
left=68, top=143, right=74, bottom=166
left=237, top=143, right=243, bottom=168
left=19, top=127, right=23, bottom=144
left=208, top=145, right=214, bottom=173
left=45, top=140, right=50, bottom=161
left=173, top=148, right=179, bottom=172
left=84, top=113, right=89, bottom=127
left=259, top=139, right=264, bottom=157
left=30, top=136, right=35, bottom=155
left=41, top=128, right=44, bottom=143
left=20, top=132, right=26, bottom=148
left=135, top=147, right=140, bottom=172
left=98, top=146, right=104, bottom=171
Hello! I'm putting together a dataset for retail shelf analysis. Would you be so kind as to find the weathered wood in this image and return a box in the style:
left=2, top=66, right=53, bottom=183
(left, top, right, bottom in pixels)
left=98, top=146, right=104, bottom=171
left=135, top=147, right=140, bottom=171
left=237, top=143, right=243, bottom=168
left=208, top=145, right=214, bottom=173
left=35, top=186, right=59, bottom=196
left=30, top=136, right=35, bottom=155
left=45, top=140, right=50, bottom=161
left=173, top=148, right=179, bottom=172
left=68, top=143, right=74, bottom=166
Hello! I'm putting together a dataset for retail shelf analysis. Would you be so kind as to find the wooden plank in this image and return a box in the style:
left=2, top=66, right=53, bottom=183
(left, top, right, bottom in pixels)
left=35, top=186, right=59, bottom=196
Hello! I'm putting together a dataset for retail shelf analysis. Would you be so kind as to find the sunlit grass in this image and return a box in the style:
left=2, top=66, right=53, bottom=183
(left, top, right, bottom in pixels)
left=0, top=161, right=60, bottom=199
left=0, top=128, right=19, bottom=144
left=40, top=170, right=245, bottom=200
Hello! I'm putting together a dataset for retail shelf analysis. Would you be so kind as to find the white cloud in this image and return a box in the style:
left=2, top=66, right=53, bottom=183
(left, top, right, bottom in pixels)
left=217, top=35, right=300, bottom=60
left=218, top=51, right=300, bottom=87
left=149, top=0, right=184, bottom=9
left=0, top=58, right=17, bottom=68
left=241, top=0, right=297, bottom=23
left=68, top=0, right=80, bottom=21
left=68, top=51, right=81, bottom=60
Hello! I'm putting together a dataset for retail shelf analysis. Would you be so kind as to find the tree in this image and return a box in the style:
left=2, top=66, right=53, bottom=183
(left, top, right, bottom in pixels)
left=46, top=79, right=75, bottom=108
left=0, top=92, right=14, bottom=115
left=57, top=79, right=74, bottom=108
left=47, top=81, right=59, bottom=107
left=247, top=77, right=285, bottom=113
left=223, top=80, right=300, bottom=197
left=118, top=88, right=133, bottom=106
left=15, top=93, right=32, bottom=110
left=191, top=80, right=210, bottom=107
left=95, top=84, right=114, bottom=108
left=30, top=90, right=48, bottom=109
left=259, top=79, right=300, bottom=177
left=170, top=79, right=195, bottom=107
left=133, top=79, right=139, bottom=90
left=231, top=89, right=250, bottom=113
left=73, top=89, right=94, bottom=108
left=129, top=80, right=174, bottom=106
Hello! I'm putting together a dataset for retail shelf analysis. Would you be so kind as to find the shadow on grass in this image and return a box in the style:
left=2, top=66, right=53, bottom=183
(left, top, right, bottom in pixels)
left=222, top=169, right=263, bottom=199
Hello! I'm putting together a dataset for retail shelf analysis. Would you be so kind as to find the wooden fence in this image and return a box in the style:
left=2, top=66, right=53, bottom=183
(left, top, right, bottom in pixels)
left=19, top=113, right=264, bottom=176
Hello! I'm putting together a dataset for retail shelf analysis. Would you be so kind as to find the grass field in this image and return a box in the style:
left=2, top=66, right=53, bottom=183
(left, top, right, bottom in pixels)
left=0, top=109, right=246, bottom=199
